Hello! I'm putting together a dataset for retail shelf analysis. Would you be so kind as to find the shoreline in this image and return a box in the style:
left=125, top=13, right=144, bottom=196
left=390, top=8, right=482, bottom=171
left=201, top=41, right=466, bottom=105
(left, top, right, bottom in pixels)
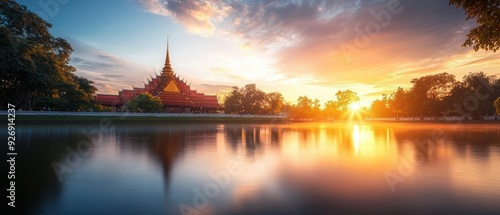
left=3, top=111, right=499, bottom=124
left=6, top=111, right=289, bottom=124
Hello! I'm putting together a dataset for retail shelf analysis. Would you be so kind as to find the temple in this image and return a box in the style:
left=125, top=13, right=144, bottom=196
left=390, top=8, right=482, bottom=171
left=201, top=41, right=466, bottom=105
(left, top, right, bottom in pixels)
left=95, top=39, right=221, bottom=113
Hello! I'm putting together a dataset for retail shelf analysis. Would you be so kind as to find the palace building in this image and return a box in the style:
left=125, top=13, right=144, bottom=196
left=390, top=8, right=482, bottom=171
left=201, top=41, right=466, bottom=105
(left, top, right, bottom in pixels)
left=95, top=40, right=221, bottom=113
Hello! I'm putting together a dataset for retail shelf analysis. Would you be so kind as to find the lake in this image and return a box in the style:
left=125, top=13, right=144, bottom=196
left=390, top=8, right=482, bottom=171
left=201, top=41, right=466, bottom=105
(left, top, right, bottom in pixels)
left=4, top=122, right=500, bottom=215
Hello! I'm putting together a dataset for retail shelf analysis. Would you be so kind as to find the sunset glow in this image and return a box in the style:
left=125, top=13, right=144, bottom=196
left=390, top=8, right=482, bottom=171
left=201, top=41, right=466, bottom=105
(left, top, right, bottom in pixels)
left=4, top=0, right=500, bottom=214
left=16, top=0, right=500, bottom=104
left=349, top=102, right=363, bottom=112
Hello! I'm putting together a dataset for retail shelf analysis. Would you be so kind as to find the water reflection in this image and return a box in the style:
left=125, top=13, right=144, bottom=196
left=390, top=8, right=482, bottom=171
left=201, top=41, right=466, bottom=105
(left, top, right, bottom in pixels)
left=3, top=122, right=500, bottom=214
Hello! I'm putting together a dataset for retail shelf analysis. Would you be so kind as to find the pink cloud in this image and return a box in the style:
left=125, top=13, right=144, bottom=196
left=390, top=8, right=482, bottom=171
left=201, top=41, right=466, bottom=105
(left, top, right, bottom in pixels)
left=136, top=0, right=500, bottom=101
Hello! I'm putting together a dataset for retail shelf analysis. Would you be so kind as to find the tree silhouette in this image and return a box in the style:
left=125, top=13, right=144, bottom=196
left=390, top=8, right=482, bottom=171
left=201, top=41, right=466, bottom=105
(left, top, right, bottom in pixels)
left=0, top=0, right=98, bottom=110
left=335, top=90, right=360, bottom=112
left=450, top=0, right=500, bottom=52
left=223, top=84, right=284, bottom=114
left=494, top=97, right=500, bottom=115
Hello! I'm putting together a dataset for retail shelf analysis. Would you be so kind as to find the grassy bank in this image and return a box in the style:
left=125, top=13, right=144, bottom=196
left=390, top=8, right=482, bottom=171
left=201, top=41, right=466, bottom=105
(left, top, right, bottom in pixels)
left=14, top=114, right=290, bottom=124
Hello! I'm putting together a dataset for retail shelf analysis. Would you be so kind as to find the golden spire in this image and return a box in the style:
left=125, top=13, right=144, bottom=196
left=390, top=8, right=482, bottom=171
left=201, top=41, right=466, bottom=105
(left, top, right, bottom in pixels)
left=166, top=35, right=170, bottom=66
left=163, top=35, right=173, bottom=75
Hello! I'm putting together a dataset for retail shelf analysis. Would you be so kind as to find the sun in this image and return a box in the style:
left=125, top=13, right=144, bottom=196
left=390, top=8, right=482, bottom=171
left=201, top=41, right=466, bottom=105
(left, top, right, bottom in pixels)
left=349, top=102, right=362, bottom=112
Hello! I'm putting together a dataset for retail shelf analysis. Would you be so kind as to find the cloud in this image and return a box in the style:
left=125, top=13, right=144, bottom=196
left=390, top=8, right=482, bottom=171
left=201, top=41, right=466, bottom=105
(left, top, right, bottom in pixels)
left=460, top=53, right=500, bottom=67
left=136, top=0, right=470, bottom=65
left=136, top=0, right=230, bottom=35
left=136, top=0, right=500, bottom=102
left=71, top=57, right=118, bottom=70
left=209, top=66, right=243, bottom=80
left=93, top=83, right=117, bottom=94
left=198, top=84, right=235, bottom=94
left=135, top=0, right=170, bottom=15
left=97, top=54, right=123, bottom=63
left=66, top=37, right=150, bottom=94
left=102, top=74, right=125, bottom=78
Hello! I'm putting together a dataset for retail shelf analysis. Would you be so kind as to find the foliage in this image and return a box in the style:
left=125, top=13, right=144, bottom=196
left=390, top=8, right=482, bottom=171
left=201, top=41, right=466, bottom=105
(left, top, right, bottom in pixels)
left=240, top=84, right=268, bottom=114
left=323, top=100, right=340, bottom=119
left=0, top=0, right=97, bottom=110
left=373, top=72, right=500, bottom=119
left=370, top=95, right=391, bottom=118
left=127, top=93, right=163, bottom=113
left=406, top=72, right=456, bottom=116
left=222, top=71, right=499, bottom=120
left=289, top=96, right=313, bottom=118
left=494, top=97, right=500, bottom=115
left=335, top=90, right=360, bottom=112
left=223, top=84, right=284, bottom=115
left=290, top=91, right=359, bottom=119
left=446, top=72, right=499, bottom=118
left=223, top=87, right=242, bottom=114
left=267, top=92, right=284, bottom=115
left=388, top=87, right=406, bottom=118
left=450, top=0, right=500, bottom=52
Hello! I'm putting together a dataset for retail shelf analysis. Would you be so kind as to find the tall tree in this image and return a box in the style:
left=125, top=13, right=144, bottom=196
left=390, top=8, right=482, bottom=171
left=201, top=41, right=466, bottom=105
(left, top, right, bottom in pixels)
left=450, top=0, right=500, bottom=52
left=223, top=86, right=242, bottom=114
left=323, top=100, right=340, bottom=119
left=289, top=96, right=314, bottom=118
left=310, top=99, right=320, bottom=117
left=370, top=94, right=391, bottom=117
left=447, top=72, right=499, bottom=118
left=266, top=92, right=284, bottom=115
left=335, top=90, right=360, bottom=112
left=388, top=87, right=407, bottom=119
left=0, top=0, right=96, bottom=110
left=240, top=84, right=267, bottom=114
left=223, top=84, right=282, bottom=115
left=407, top=73, right=456, bottom=117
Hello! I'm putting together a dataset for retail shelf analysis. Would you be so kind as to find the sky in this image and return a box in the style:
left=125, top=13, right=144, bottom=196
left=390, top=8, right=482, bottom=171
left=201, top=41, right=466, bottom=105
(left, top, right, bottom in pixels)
left=16, top=0, right=500, bottom=106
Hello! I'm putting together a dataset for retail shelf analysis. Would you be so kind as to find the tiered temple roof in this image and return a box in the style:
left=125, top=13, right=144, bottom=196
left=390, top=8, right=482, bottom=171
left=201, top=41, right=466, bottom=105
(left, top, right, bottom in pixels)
left=96, top=39, right=221, bottom=111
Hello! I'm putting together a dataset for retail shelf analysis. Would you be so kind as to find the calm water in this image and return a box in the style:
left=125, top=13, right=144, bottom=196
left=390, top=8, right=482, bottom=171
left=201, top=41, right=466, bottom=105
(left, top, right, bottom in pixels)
left=3, top=122, right=500, bottom=215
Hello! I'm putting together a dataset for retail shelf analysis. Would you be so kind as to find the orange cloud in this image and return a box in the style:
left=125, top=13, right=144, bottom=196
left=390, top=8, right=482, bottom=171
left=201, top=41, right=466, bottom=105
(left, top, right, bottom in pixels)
left=136, top=0, right=230, bottom=35
left=136, top=0, right=500, bottom=103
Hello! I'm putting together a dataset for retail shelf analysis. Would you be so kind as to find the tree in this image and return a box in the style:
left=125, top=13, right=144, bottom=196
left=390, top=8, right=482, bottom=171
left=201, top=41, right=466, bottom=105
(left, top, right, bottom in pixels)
left=240, top=84, right=267, bottom=114
left=266, top=92, right=284, bottom=114
left=494, top=97, right=500, bottom=115
left=289, top=96, right=314, bottom=118
left=450, top=0, right=500, bottom=52
left=446, top=72, right=499, bottom=118
left=312, top=99, right=321, bottom=117
left=388, top=87, right=407, bottom=119
left=296, top=96, right=313, bottom=113
left=406, top=72, right=456, bottom=117
left=370, top=94, right=391, bottom=117
left=127, top=93, right=162, bottom=113
left=223, top=84, right=282, bottom=115
left=335, top=90, right=360, bottom=112
left=0, top=0, right=97, bottom=110
left=34, top=76, right=97, bottom=111
left=323, top=100, right=340, bottom=119
left=223, top=87, right=242, bottom=114
left=281, top=102, right=293, bottom=115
